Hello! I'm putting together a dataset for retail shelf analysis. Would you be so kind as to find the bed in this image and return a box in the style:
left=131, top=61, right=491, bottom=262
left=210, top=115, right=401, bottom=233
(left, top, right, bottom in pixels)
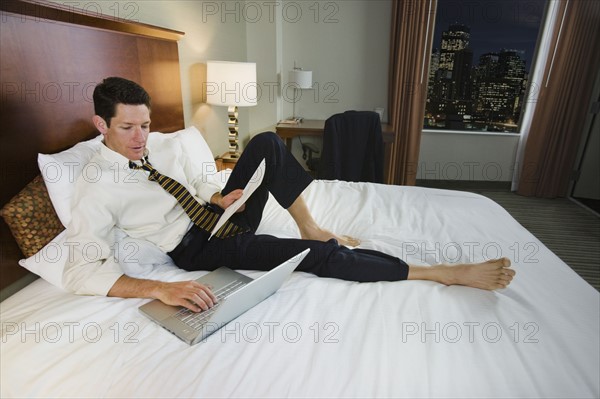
left=1, top=2, right=599, bottom=398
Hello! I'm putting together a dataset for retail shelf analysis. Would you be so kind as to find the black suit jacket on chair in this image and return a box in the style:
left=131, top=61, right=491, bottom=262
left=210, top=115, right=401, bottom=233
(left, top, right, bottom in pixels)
left=318, top=111, right=384, bottom=183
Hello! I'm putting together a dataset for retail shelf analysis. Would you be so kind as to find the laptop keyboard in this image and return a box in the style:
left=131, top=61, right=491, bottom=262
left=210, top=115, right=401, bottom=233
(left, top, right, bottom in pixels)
left=174, top=280, right=247, bottom=330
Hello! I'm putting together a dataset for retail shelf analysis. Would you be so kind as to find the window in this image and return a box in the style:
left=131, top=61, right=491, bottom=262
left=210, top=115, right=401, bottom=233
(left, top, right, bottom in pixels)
left=424, top=0, right=547, bottom=133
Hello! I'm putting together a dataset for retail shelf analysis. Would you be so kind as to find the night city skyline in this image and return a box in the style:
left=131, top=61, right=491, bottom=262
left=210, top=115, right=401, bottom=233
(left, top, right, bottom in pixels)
left=426, top=0, right=547, bottom=132
left=433, top=0, right=547, bottom=67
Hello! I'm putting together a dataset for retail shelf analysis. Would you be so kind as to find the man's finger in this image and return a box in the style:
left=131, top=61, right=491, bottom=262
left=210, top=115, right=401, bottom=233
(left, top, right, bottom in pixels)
left=192, top=282, right=218, bottom=303
left=190, top=293, right=210, bottom=311
left=180, top=298, right=202, bottom=313
left=227, top=189, right=244, bottom=201
left=203, top=286, right=218, bottom=303
left=196, top=290, right=215, bottom=308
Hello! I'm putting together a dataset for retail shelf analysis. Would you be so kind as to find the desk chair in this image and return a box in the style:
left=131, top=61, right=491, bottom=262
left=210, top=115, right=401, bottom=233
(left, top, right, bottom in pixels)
left=314, top=111, right=383, bottom=183
left=300, top=139, right=320, bottom=176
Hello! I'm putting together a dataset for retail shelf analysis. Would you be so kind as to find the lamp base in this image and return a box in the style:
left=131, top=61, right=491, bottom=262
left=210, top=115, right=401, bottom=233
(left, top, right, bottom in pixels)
left=216, top=152, right=240, bottom=171
left=227, top=105, right=239, bottom=158
left=220, top=152, right=240, bottom=161
left=279, top=116, right=303, bottom=125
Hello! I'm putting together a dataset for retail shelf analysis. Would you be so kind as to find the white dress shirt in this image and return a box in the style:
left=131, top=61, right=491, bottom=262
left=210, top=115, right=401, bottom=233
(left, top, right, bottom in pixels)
left=63, top=137, right=221, bottom=296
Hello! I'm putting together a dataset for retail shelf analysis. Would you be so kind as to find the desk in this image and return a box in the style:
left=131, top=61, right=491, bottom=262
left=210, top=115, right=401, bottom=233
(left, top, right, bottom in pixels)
left=275, top=119, right=395, bottom=184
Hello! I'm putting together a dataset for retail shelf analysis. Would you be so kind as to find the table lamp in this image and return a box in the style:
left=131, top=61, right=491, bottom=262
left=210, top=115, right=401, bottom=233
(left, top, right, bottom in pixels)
left=206, top=61, right=257, bottom=158
left=288, top=65, right=312, bottom=121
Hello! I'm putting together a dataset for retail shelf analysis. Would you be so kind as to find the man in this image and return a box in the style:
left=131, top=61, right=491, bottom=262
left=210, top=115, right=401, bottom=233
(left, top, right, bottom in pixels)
left=63, top=77, right=515, bottom=312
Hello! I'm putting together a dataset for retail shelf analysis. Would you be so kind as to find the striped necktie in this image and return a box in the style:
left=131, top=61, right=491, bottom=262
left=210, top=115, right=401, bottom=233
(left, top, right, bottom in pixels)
left=129, top=157, right=248, bottom=239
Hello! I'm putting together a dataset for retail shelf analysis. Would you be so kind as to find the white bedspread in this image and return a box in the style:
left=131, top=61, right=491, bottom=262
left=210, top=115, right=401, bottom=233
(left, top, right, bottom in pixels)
left=2, top=181, right=599, bottom=398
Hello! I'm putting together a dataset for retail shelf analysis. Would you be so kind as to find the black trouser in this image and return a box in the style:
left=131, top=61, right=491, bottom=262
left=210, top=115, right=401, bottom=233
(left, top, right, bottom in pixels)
left=168, top=132, right=409, bottom=282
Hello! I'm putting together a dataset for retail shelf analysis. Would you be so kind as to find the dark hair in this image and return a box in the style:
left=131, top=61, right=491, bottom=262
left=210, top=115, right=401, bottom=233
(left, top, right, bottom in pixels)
left=93, top=77, right=151, bottom=127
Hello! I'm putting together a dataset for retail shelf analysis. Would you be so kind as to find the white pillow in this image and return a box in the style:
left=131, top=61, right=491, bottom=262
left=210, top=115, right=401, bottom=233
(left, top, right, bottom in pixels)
left=175, top=126, right=217, bottom=175
left=37, top=126, right=214, bottom=227
left=38, top=135, right=104, bottom=226
left=20, top=231, right=69, bottom=288
left=19, top=230, right=174, bottom=290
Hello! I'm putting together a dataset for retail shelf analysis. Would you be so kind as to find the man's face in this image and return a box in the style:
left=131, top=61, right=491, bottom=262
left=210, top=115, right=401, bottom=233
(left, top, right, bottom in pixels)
left=96, top=103, right=151, bottom=160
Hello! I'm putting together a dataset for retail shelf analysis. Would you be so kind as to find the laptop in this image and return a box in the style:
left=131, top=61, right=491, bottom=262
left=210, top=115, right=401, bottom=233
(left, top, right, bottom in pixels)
left=139, top=249, right=310, bottom=345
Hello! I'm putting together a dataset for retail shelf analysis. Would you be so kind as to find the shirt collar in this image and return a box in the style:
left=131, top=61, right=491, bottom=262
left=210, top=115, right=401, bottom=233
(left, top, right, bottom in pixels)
left=99, top=142, right=149, bottom=168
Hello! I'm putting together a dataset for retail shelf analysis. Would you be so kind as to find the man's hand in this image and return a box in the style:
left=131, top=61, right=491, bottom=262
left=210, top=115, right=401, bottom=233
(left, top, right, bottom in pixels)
left=210, top=189, right=245, bottom=212
left=108, top=275, right=218, bottom=312
left=153, top=280, right=218, bottom=312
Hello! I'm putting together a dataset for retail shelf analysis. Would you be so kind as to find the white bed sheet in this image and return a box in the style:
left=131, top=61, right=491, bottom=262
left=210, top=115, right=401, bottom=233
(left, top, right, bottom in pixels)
left=1, top=181, right=599, bottom=398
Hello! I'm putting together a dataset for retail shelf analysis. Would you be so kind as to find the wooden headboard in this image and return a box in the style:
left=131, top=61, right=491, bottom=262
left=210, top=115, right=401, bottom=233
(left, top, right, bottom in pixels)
left=0, top=0, right=185, bottom=289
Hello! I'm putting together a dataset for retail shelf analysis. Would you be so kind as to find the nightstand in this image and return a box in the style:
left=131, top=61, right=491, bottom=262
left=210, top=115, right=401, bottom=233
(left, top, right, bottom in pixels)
left=215, top=152, right=240, bottom=171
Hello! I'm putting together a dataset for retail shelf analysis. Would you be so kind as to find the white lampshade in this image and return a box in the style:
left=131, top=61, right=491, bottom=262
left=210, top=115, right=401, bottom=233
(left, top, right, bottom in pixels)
left=206, top=61, right=257, bottom=107
left=289, top=69, right=313, bottom=89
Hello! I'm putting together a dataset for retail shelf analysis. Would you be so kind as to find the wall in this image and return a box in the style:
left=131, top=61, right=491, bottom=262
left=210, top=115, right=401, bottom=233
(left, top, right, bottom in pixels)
left=419, top=132, right=520, bottom=182
left=46, top=0, right=520, bottom=182
left=572, top=66, right=600, bottom=200
left=47, top=0, right=249, bottom=156
left=274, top=0, right=392, bottom=158
left=278, top=0, right=391, bottom=121
left=573, top=118, right=600, bottom=199
left=244, top=1, right=281, bottom=139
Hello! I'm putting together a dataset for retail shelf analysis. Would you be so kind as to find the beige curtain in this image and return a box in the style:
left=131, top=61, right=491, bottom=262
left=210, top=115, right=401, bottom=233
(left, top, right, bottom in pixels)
left=517, top=0, right=600, bottom=198
left=388, top=0, right=437, bottom=186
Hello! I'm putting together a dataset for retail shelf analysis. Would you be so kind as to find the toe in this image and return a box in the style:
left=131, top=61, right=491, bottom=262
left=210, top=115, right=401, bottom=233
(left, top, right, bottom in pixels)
left=341, top=235, right=361, bottom=247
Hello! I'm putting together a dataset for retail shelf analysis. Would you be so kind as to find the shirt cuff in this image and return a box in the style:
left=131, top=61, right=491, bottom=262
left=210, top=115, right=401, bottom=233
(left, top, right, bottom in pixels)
left=196, top=180, right=222, bottom=205
left=65, top=259, right=124, bottom=296
left=76, top=271, right=123, bottom=296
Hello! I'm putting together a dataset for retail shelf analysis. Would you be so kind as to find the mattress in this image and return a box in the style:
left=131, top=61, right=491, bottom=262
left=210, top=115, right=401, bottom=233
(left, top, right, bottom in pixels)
left=1, top=180, right=599, bottom=398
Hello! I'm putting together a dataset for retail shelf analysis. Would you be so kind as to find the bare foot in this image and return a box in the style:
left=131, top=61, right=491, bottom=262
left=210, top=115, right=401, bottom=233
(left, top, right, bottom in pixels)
left=287, top=196, right=361, bottom=247
left=442, top=258, right=515, bottom=290
left=300, top=225, right=361, bottom=247
left=409, top=258, right=515, bottom=290
left=339, top=235, right=361, bottom=247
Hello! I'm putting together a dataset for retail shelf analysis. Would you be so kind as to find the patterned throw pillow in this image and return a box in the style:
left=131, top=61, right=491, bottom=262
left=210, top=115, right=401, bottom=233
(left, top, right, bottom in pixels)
left=0, top=175, right=64, bottom=257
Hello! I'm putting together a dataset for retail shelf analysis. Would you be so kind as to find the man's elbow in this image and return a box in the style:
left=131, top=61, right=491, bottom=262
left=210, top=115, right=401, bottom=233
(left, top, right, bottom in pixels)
left=62, top=266, right=123, bottom=297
